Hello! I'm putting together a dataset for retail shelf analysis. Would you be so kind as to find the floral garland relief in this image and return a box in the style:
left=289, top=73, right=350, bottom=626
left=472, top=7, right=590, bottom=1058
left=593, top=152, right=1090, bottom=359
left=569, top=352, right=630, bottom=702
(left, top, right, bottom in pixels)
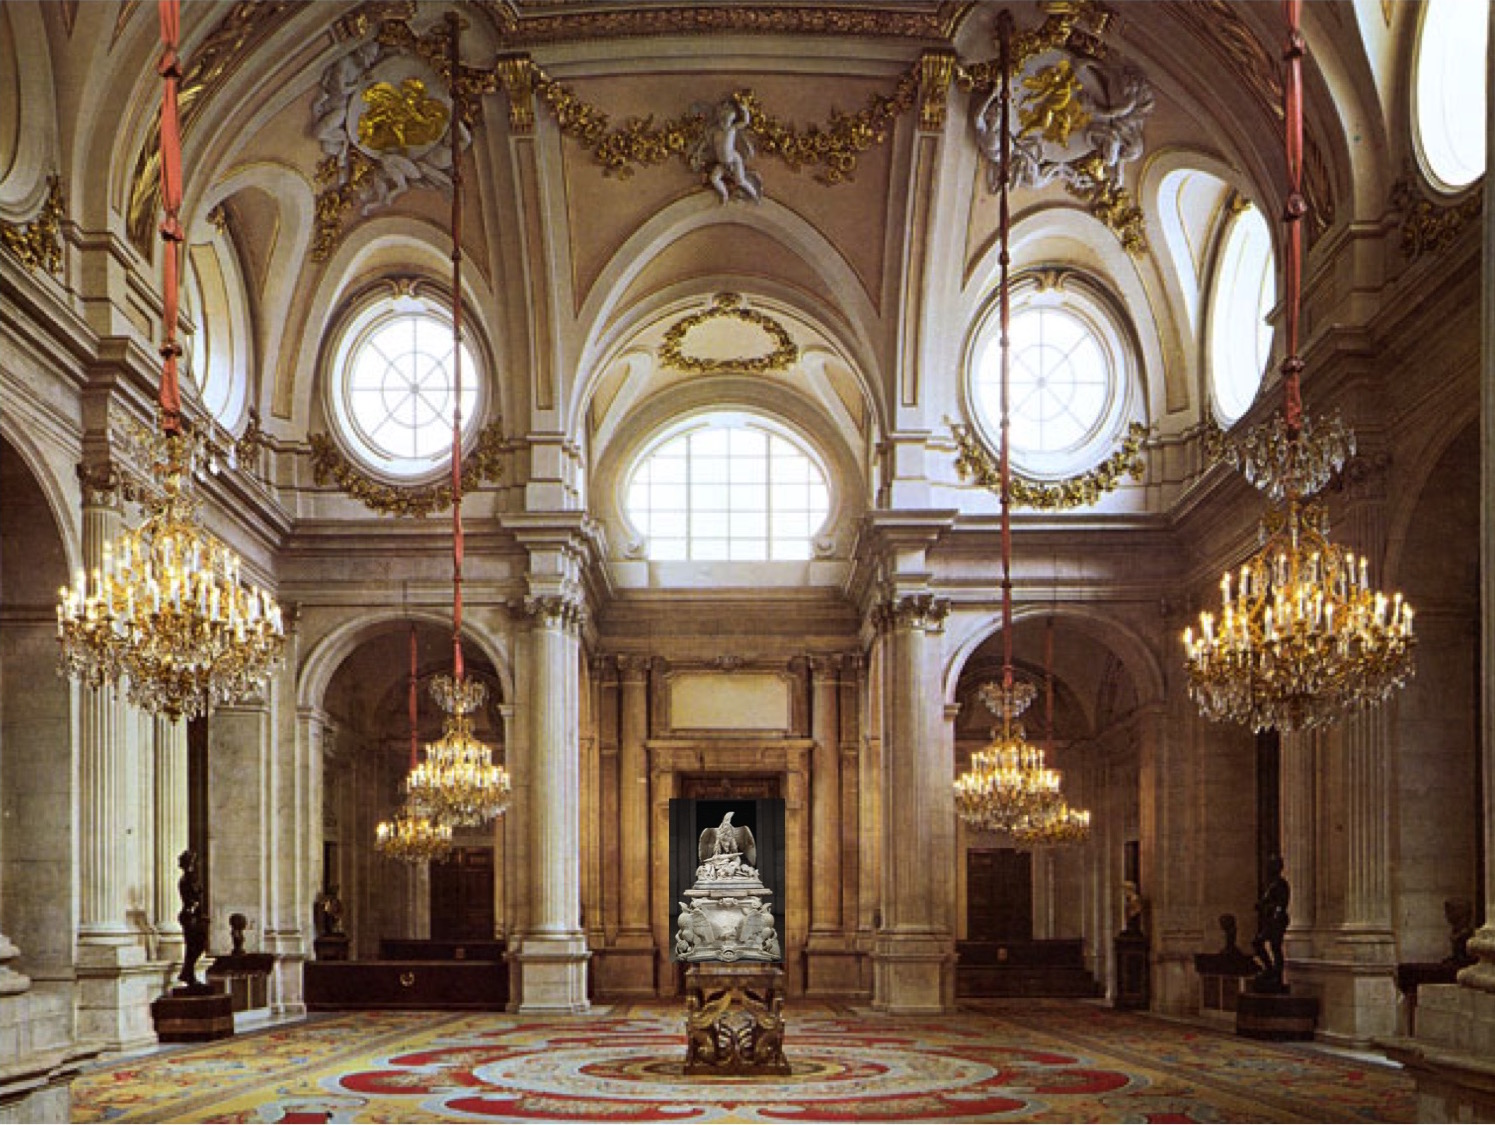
left=658, top=294, right=799, bottom=375
left=952, top=420, right=1150, bottom=511
left=0, top=176, right=65, bottom=275
left=309, top=422, right=507, bottom=518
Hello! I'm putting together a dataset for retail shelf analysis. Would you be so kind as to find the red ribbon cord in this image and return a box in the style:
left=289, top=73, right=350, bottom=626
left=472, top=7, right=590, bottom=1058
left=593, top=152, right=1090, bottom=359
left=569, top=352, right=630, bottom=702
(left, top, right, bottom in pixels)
left=157, top=0, right=184, bottom=432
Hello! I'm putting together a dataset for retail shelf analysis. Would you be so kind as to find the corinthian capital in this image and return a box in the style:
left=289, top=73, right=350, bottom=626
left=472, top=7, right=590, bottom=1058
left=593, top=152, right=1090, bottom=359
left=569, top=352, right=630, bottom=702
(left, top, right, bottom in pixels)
left=524, top=592, right=587, bottom=635
left=871, top=593, right=950, bottom=635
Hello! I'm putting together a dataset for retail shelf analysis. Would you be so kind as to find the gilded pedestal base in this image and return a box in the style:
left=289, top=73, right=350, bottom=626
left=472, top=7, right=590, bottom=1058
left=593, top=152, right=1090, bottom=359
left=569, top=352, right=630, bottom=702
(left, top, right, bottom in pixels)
left=683, top=964, right=790, bottom=1075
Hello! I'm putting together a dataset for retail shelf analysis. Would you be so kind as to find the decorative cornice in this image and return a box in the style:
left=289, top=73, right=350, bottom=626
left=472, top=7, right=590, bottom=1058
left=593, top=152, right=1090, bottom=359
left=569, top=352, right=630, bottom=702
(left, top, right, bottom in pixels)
left=307, top=420, right=506, bottom=517
left=871, top=592, right=950, bottom=635
left=658, top=293, right=799, bottom=375
left=126, top=1, right=302, bottom=256
left=524, top=592, right=588, bottom=635
left=1, top=176, right=65, bottom=275
left=1390, top=176, right=1483, bottom=260
left=469, top=3, right=957, bottom=46
left=952, top=421, right=1149, bottom=510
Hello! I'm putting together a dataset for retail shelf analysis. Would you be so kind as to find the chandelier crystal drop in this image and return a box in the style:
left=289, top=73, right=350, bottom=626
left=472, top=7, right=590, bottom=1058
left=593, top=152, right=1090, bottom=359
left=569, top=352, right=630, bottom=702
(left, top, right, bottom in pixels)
left=375, top=806, right=454, bottom=864
left=1011, top=801, right=1093, bottom=847
left=1183, top=0, right=1415, bottom=732
left=405, top=674, right=511, bottom=827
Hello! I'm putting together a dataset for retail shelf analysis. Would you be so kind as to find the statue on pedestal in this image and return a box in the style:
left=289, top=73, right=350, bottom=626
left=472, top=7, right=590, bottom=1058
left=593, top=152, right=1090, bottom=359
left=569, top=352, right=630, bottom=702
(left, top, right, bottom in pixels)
left=176, top=849, right=212, bottom=994
left=1250, top=855, right=1291, bottom=993
left=674, top=811, right=782, bottom=963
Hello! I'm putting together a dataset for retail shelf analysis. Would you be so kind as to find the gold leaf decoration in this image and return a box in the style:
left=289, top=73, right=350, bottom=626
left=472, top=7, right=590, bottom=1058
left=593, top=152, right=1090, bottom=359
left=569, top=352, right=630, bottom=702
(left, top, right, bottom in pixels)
left=658, top=293, right=799, bottom=375
left=1390, top=176, right=1483, bottom=260
left=357, top=79, right=451, bottom=152
left=309, top=421, right=507, bottom=517
left=952, top=421, right=1150, bottom=511
left=1, top=176, right=65, bottom=275
left=525, top=62, right=920, bottom=186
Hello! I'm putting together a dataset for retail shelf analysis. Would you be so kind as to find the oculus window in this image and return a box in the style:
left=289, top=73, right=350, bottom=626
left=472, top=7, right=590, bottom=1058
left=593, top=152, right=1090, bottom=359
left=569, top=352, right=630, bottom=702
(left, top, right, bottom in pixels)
left=967, top=279, right=1133, bottom=478
left=1413, top=0, right=1488, bottom=191
left=327, top=291, right=482, bottom=479
left=1207, top=202, right=1275, bottom=426
left=625, top=413, right=831, bottom=562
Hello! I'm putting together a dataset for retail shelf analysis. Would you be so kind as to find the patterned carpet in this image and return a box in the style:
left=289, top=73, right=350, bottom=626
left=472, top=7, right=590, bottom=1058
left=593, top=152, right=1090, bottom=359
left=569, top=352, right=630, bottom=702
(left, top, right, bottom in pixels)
left=72, top=999, right=1416, bottom=1123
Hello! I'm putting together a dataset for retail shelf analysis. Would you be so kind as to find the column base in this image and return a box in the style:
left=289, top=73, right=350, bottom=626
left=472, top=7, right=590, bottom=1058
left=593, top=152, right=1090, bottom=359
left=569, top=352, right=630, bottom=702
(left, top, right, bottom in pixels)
left=75, top=942, right=162, bottom=1053
left=1384, top=983, right=1495, bottom=1122
left=1287, top=953, right=1397, bottom=1045
left=871, top=932, right=954, bottom=1014
left=513, top=935, right=591, bottom=1013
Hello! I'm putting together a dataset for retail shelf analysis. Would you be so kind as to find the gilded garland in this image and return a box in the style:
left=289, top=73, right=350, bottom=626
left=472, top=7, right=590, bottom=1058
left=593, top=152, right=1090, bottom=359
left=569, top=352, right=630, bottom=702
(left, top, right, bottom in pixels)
left=309, top=421, right=506, bottom=517
left=0, top=176, right=65, bottom=275
left=952, top=421, right=1149, bottom=511
left=658, top=294, right=799, bottom=375
left=1390, top=176, right=1483, bottom=261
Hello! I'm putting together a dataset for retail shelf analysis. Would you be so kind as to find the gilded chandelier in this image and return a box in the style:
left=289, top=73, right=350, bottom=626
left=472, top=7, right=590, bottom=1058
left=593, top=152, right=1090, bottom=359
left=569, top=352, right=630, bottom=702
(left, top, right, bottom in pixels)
left=376, top=808, right=453, bottom=863
left=56, top=1, right=284, bottom=722
left=952, top=13, right=1090, bottom=846
left=405, top=674, right=511, bottom=827
left=57, top=432, right=286, bottom=722
left=1182, top=0, right=1415, bottom=732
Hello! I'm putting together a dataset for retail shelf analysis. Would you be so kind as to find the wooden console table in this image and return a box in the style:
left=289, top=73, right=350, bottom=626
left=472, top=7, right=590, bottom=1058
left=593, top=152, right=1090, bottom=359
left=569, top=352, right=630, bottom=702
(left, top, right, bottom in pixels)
left=684, top=964, right=790, bottom=1076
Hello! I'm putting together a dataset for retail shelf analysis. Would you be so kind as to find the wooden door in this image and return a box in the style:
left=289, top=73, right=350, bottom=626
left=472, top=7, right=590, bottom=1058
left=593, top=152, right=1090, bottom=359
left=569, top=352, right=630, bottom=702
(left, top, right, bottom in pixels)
left=430, top=847, right=494, bottom=941
left=967, top=848, right=1033, bottom=942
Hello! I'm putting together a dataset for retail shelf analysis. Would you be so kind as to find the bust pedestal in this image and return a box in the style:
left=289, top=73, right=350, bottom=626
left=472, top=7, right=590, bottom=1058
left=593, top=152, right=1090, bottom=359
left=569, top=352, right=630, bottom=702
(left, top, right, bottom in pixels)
left=1236, top=987, right=1319, bottom=1041
left=683, top=964, right=790, bottom=1075
left=150, top=987, right=235, bottom=1042
left=314, top=934, right=350, bottom=962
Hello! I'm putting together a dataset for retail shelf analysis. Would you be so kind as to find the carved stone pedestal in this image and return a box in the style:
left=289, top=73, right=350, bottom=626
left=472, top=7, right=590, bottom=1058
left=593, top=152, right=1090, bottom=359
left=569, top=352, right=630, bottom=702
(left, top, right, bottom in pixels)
left=150, top=989, right=235, bottom=1043
left=683, top=964, right=790, bottom=1075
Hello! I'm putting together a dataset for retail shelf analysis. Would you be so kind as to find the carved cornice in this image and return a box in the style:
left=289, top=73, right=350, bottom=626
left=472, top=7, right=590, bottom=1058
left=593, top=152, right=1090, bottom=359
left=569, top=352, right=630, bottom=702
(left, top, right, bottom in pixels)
left=1, top=176, right=65, bottom=275
left=953, top=421, right=1149, bottom=510
left=126, top=1, right=302, bottom=255
left=1391, top=176, right=1483, bottom=260
left=871, top=593, right=950, bottom=635
left=307, top=421, right=506, bottom=517
left=658, top=293, right=799, bottom=375
left=469, top=3, right=957, bottom=45
left=524, top=593, right=588, bottom=635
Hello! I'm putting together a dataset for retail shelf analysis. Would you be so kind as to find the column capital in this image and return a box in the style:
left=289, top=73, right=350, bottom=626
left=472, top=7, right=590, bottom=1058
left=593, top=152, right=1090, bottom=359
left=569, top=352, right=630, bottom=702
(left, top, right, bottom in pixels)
left=870, top=592, right=950, bottom=635
left=77, top=460, right=124, bottom=510
left=616, top=653, right=651, bottom=681
left=524, top=592, right=587, bottom=635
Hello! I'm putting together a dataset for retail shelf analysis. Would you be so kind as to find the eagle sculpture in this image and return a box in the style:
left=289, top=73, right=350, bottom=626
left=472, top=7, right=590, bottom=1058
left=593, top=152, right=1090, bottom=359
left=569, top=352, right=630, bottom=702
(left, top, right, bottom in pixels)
left=698, top=810, right=757, bottom=870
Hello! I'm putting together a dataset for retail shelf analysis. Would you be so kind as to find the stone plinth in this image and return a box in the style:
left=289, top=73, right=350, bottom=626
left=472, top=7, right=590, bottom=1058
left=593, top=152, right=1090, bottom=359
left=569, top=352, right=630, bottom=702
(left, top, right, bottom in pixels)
left=675, top=866, right=782, bottom=964
left=1236, top=989, right=1319, bottom=1041
left=150, top=990, right=235, bottom=1042
left=683, top=964, right=790, bottom=1075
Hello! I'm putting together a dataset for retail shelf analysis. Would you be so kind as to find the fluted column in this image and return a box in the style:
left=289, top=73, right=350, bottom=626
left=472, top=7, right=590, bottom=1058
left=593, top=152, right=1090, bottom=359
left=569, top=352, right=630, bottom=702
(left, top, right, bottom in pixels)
left=617, top=655, right=652, bottom=937
left=516, top=594, right=590, bottom=1011
left=871, top=593, right=955, bottom=1013
left=808, top=654, right=842, bottom=933
left=153, top=716, right=188, bottom=965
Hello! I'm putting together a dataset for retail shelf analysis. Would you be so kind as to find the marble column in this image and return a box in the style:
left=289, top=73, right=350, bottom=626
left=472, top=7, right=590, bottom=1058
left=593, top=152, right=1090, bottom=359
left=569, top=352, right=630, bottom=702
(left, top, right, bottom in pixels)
left=264, top=654, right=307, bottom=1016
left=74, top=469, right=155, bottom=1051
left=839, top=653, right=864, bottom=987
left=871, top=594, right=955, bottom=1013
left=808, top=655, right=843, bottom=935
left=209, top=694, right=272, bottom=967
left=598, top=654, right=655, bottom=994
left=153, top=716, right=188, bottom=967
left=1139, top=702, right=1196, bottom=1013
left=515, top=594, right=590, bottom=1011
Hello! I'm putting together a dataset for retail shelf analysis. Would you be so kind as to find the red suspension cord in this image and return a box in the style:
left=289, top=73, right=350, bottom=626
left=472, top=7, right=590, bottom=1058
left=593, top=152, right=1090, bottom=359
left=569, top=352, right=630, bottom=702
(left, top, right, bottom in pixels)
left=996, top=11, right=1015, bottom=689
left=157, top=0, right=184, bottom=434
left=408, top=624, right=419, bottom=772
left=447, top=13, right=466, bottom=683
left=1280, top=0, right=1306, bottom=437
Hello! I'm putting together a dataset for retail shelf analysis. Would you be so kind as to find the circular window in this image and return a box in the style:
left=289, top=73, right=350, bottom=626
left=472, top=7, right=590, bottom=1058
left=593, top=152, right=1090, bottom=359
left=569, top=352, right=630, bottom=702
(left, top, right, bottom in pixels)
left=1413, top=0, right=1488, bottom=192
left=327, top=290, right=483, bottom=479
left=967, top=280, right=1132, bottom=478
left=1207, top=202, right=1275, bottom=426
left=624, top=412, right=831, bottom=562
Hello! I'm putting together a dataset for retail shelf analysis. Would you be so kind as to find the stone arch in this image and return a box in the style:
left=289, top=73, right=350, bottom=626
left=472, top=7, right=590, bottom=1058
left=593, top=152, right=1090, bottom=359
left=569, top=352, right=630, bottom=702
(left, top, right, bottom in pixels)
left=297, top=607, right=514, bottom=716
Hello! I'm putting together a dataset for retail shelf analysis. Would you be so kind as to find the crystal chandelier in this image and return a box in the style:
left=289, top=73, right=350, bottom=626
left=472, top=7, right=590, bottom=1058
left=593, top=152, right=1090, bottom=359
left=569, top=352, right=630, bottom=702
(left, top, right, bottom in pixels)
left=405, top=673, right=510, bottom=827
left=56, top=0, right=285, bottom=722
left=1183, top=1, right=1415, bottom=732
left=376, top=626, right=454, bottom=864
left=397, top=14, right=510, bottom=829
left=1011, top=802, right=1093, bottom=847
left=953, top=15, right=1090, bottom=843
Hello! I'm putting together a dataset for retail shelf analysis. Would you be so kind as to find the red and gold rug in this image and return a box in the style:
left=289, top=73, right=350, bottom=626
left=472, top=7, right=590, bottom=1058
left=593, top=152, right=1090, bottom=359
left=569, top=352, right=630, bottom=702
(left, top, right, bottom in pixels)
left=71, top=999, right=1415, bottom=1123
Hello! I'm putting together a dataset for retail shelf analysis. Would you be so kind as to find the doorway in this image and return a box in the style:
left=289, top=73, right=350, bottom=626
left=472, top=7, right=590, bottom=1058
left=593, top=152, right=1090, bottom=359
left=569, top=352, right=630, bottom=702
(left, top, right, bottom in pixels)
left=430, top=847, right=494, bottom=941
left=967, top=848, right=1033, bottom=942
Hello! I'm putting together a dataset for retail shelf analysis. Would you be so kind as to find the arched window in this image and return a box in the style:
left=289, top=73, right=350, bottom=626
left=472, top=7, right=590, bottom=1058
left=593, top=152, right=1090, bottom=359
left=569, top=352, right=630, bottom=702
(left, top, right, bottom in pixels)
left=625, top=412, right=831, bottom=561
left=1207, top=202, right=1275, bottom=426
left=966, top=277, right=1133, bottom=478
left=1413, top=0, right=1488, bottom=192
left=326, top=289, right=482, bottom=479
